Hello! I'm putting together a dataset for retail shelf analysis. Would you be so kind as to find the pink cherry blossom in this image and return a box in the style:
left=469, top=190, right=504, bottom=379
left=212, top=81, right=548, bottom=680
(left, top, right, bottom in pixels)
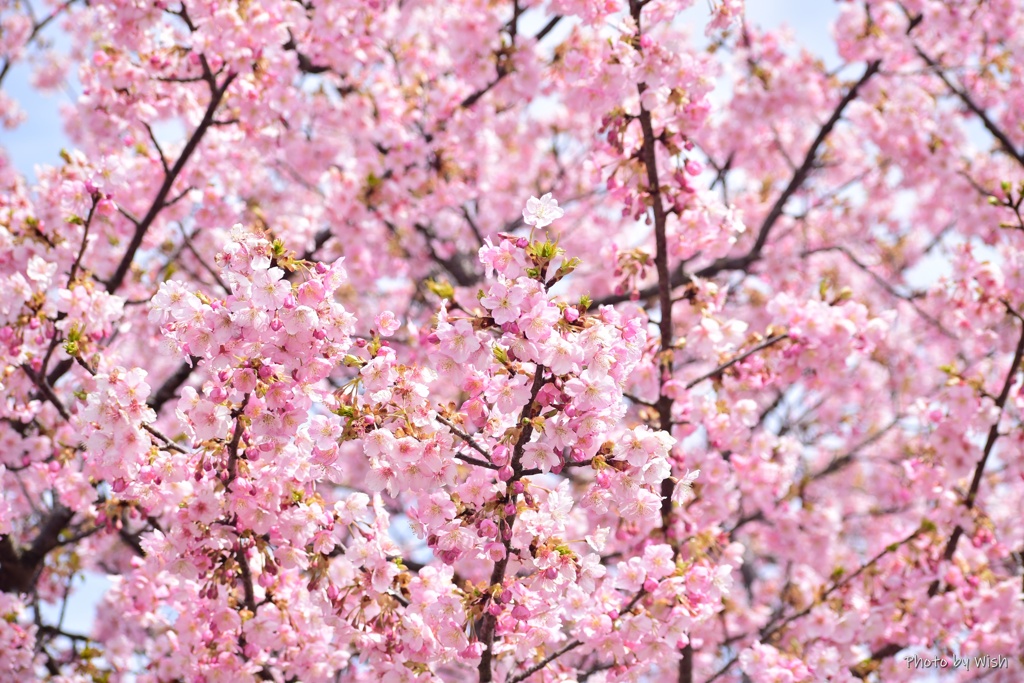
left=2, top=1, right=1024, bottom=682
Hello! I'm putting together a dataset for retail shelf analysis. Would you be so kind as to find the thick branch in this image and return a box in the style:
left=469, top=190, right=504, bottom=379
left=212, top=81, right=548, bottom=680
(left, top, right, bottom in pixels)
left=106, top=71, right=237, bottom=293
left=478, top=366, right=546, bottom=683
left=593, top=60, right=881, bottom=308
left=0, top=505, right=75, bottom=593
left=147, top=356, right=201, bottom=413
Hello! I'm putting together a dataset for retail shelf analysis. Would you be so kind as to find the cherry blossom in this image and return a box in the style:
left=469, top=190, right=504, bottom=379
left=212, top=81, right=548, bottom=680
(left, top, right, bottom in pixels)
left=2, top=0, right=1024, bottom=681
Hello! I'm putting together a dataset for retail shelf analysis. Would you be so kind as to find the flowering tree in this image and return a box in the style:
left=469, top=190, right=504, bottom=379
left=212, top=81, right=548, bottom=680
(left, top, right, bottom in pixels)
left=2, top=0, right=1024, bottom=681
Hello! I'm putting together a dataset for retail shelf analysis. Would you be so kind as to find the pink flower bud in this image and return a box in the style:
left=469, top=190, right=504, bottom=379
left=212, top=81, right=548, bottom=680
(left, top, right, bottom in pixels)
left=543, top=567, right=557, bottom=580
left=498, top=465, right=513, bottom=481
left=563, top=307, right=579, bottom=322
left=511, top=481, right=525, bottom=495
left=492, top=445, right=510, bottom=467
left=511, top=605, right=531, bottom=620
left=643, top=578, right=659, bottom=593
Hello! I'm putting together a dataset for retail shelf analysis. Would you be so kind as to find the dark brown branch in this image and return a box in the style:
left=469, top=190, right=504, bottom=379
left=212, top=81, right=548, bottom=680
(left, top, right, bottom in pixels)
left=806, top=417, right=900, bottom=482
left=67, top=198, right=99, bottom=287
left=914, top=45, right=1024, bottom=167
left=684, top=334, right=789, bottom=390
left=508, top=590, right=647, bottom=683
left=592, top=60, right=881, bottom=308
left=0, top=505, right=75, bottom=593
left=143, top=121, right=170, bottom=175
left=697, top=60, right=881, bottom=275
left=436, top=415, right=497, bottom=468
left=461, top=16, right=562, bottom=110
left=478, top=366, right=547, bottom=683
left=21, top=366, right=70, bottom=421
left=147, top=356, right=201, bottom=413
left=928, top=320, right=1024, bottom=596
left=106, top=70, right=237, bottom=293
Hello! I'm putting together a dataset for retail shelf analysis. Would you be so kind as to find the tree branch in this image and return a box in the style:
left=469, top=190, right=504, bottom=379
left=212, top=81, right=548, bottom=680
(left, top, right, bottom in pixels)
left=106, top=70, right=237, bottom=293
